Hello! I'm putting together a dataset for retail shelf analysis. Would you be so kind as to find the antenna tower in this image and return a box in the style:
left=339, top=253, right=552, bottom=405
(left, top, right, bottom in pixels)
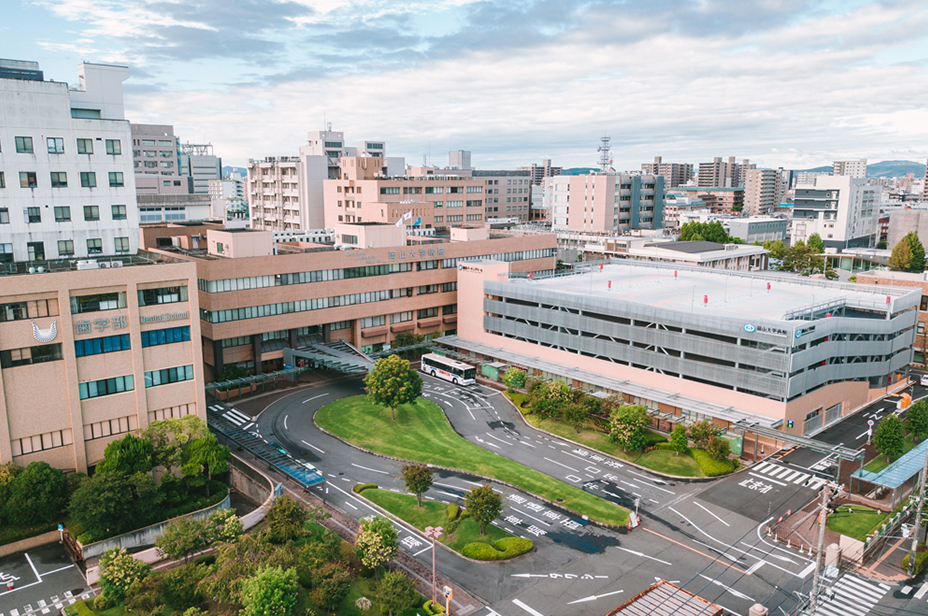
left=597, top=135, right=611, bottom=172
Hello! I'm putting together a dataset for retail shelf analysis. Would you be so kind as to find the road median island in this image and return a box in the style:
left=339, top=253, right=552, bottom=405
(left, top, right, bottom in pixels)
left=355, top=485, right=533, bottom=562
left=315, top=396, right=631, bottom=527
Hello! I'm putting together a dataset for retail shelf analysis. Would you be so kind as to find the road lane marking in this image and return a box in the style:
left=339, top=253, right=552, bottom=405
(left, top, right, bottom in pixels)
left=351, top=463, right=389, bottom=475
left=513, top=507, right=552, bottom=527
left=616, top=546, right=672, bottom=566
left=567, top=590, right=624, bottom=604
left=414, top=545, right=432, bottom=556
left=694, top=501, right=730, bottom=527
left=301, top=440, right=324, bottom=454
left=748, top=472, right=787, bottom=486
left=746, top=560, right=765, bottom=575
left=620, top=480, right=641, bottom=489
left=543, top=457, right=580, bottom=472
left=799, top=563, right=815, bottom=578
left=511, top=599, right=544, bottom=616
left=627, top=470, right=667, bottom=485
left=698, top=574, right=754, bottom=601
left=485, top=432, right=512, bottom=446
left=302, top=393, right=329, bottom=403
left=283, top=415, right=289, bottom=430
left=25, top=553, right=41, bottom=582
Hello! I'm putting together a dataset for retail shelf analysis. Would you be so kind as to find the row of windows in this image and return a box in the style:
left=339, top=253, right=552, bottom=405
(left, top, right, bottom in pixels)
left=197, top=262, right=414, bottom=293
left=11, top=429, right=74, bottom=457
left=361, top=316, right=385, bottom=329
left=84, top=415, right=138, bottom=441
left=138, top=286, right=188, bottom=306
left=141, top=326, right=191, bottom=348
left=0, top=344, right=63, bottom=368
left=201, top=289, right=396, bottom=324
left=37, top=237, right=130, bottom=257
left=11, top=171, right=124, bottom=189
left=11, top=136, right=121, bottom=155
left=331, top=321, right=351, bottom=331
left=441, top=248, right=555, bottom=269
left=221, top=335, right=252, bottom=348
left=0, top=300, right=57, bottom=322
left=71, top=292, right=126, bottom=314
left=145, top=364, right=194, bottom=388
left=79, top=375, right=134, bottom=400
left=75, top=334, right=130, bottom=357
left=29, top=204, right=129, bottom=223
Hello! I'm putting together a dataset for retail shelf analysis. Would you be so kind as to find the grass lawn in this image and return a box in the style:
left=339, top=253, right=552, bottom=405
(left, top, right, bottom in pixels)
left=361, top=488, right=515, bottom=554
left=864, top=434, right=919, bottom=473
left=522, top=413, right=706, bottom=478
left=316, top=396, right=629, bottom=526
left=826, top=505, right=888, bottom=542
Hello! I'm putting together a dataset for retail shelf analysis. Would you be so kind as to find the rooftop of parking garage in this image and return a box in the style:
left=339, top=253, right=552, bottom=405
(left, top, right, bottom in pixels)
left=519, top=260, right=919, bottom=323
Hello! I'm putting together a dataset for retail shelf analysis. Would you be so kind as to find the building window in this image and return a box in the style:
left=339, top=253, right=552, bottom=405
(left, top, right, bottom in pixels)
left=71, top=292, right=126, bottom=313
left=105, top=139, right=122, bottom=155
left=425, top=187, right=443, bottom=194
left=141, top=139, right=156, bottom=146
left=46, top=137, right=64, bottom=154
left=417, top=307, right=439, bottom=319
left=84, top=416, right=136, bottom=441
left=114, top=237, right=129, bottom=253
left=108, top=172, right=124, bottom=187
left=220, top=335, right=251, bottom=348
left=74, top=334, right=130, bottom=357
left=0, top=172, right=4, bottom=188
left=80, top=172, right=96, bottom=188
left=84, top=205, right=100, bottom=221
left=443, top=304, right=457, bottom=315
left=25, top=207, right=40, bottom=223
left=11, top=429, right=73, bottom=456
left=441, top=282, right=457, bottom=292
left=0, top=299, right=55, bottom=322
left=54, top=206, right=71, bottom=222
left=448, top=186, right=463, bottom=193
left=79, top=375, right=134, bottom=400
left=144, top=364, right=194, bottom=388
left=330, top=321, right=351, bottom=331
left=380, top=187, right=400, bottom=195
left=58, top=239, right=74, bottom=256
left=20, top=172, right=37, bottom=188
left=15, top=136, right=33, bottom=153
left=138, top=286, right=188, bottom=306
left=141, top=326, right=191, bottom=348
left=0, top=209, right=8, bottom=224
left=360, top=316, right=385, bottom=329
left=342, top=234, right=358, bottom=245
left=77, top=138, right=93, bottom=154
left=1, top=344, right=63, bottom=368
left=466, top=200, right=481, bottom=207
left=447, top=201, right=463, bottom=208
left=87, top=238, right=102, bottom=254
left=50, top=171, right=68, bottom=187
left=391, top=311, right=412, bottom=324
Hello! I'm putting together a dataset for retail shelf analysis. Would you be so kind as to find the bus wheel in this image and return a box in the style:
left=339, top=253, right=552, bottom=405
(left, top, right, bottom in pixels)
left=431, top=370, right=437, bottom=378
left=452, top=377, right=458, bottom=385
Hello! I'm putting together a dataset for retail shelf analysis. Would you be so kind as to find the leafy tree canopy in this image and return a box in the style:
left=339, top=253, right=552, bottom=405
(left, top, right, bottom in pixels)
left=873, top=413, right=905, bottom=463
left=401, top=464, right=433, bottom=507
left=679, top=221, right=740, bottom=244
left=464, top=484, right=503, bottom=535
left=889, top=232, right=926, bottom=273
left=607, top=405, right=650, bottom=452
left=4, top=461, right=67, bottom=526
left=364, top=354, right=423, bottom=421
left=97, top=433, right=153, bottom=475
left=145, top=415, right=208, bottom=471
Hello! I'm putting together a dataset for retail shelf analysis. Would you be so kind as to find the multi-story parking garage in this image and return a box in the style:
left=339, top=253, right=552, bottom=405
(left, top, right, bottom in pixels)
left=446, top=260, right=918, bottom=449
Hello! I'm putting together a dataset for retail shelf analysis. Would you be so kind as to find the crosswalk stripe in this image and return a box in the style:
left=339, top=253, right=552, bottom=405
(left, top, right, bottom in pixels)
left=792, top=473, right=809, bottom=484
left=753, top=461, right=770, bottom=471
left=782, top=470, right=802, bottom=481
left=840, top=577, right=885, bottom=602
left=773, top=467, right=794, bottom=479
left=759, top=464, right=778, bottom=475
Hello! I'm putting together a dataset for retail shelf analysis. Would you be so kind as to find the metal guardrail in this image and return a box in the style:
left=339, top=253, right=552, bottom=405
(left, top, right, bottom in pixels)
left=206, top=403, right=325, bottom=488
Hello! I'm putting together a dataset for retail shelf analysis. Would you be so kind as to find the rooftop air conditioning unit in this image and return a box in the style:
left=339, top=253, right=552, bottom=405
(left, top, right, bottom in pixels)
left=76, top=260, right=99, bottom=270
left=110, top=260, right=123, bottom=268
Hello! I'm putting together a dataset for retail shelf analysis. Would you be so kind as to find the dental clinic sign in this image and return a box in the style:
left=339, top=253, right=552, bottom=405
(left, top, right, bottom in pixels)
left=140, top=311, right=189, bottom=325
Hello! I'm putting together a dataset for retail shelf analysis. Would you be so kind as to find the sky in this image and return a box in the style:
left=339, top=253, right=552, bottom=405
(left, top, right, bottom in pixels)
left=5, top=0, right=928, bottom=171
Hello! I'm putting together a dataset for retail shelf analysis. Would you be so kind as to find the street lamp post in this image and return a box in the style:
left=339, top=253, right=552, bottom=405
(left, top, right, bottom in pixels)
left=424, top=526, right=443, bottom=605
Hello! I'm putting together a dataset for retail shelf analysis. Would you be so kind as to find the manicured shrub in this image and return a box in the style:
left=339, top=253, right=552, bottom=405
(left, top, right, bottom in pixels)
left=642, top=429, right=668, bottom=446
left=92, top=595, right=113, bottom=611
left=690, top=448, right=736, bottom=476
left=69, top=600, right=95, bottom=616
left=446, top=503, right=460, bottom=522
left=462, top=536, right=533, bottom=560
left=902, top=544, right=928, bottom=575
left=353, top=483, right=378, bottom=494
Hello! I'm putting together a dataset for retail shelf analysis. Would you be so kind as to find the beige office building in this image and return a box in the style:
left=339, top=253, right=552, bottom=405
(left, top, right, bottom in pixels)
left=0, top=259, right=205, bottom=472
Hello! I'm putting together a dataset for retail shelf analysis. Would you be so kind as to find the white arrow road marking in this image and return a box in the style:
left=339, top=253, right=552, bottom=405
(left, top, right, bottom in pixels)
left=616, top=547, right=672, bottom=566
left=698, top=574, right=754, bottom=601
left=510, top=574, right=550, bottom=578
left=567, top=590, right=624, bottom=605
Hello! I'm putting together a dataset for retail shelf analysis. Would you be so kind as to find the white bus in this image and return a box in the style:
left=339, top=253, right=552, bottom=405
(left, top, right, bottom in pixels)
left=420, top=353, right=477, bottom=385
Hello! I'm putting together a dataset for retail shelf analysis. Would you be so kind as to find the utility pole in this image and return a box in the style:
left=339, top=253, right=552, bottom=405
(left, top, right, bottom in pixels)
left=809, top=483, right=833, bottom=614
left=908, top=444, right=928, bottom=576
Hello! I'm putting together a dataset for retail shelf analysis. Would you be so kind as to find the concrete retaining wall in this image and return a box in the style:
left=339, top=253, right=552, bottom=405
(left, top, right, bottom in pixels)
left=0, top=530, right=61, bottom=558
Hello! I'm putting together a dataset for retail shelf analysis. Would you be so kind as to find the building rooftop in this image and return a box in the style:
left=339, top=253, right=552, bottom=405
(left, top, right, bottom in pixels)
left=0, top=252, right=183, bottom=277
left=604, top=581, right=721, bottom=616
left=644, top=241, right=725, bottom=254
left=519, top=261, right=916, bottom=323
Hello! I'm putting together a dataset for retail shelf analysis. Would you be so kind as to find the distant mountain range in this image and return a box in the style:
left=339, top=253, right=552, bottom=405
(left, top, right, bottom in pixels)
left=222, top=165, right=247, bottom=178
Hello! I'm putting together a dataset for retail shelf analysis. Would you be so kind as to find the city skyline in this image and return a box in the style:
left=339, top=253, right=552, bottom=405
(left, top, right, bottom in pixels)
left=6, top=0, right=928, bottom=170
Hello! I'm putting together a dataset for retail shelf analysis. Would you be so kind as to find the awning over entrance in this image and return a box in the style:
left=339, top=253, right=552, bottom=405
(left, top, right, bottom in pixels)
left=851, top=439, right=928, bottom=489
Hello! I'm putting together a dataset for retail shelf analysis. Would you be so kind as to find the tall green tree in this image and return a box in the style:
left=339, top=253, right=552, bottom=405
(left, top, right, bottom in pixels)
left=265, top=494, right=307, bottom=543
left=197, top=534, right=296, bottom=604
left=96, top=433, right=153, bottom=475
left=240, top=566, right=300, bottom=616
left=679, top=221, right=735, bottom=244
left=309, top=562, right=351, bottom=614
left=69, top=471, right=162, bottom=538
left=503, top=368, right=527, bottom=392
left=607, top=405, right=650, bottom=452
left=905, top=400, right=928, bottom=444
left=145, top=415, right=208, bottom=471
left=99, top=547, right=151, bottom=602
left=375, top=570, right=418, bottom=616
left=156, top=518, right=209, bottom=563
left=182, top=433, right=230, bottom=496
left=670, top=424, right=689, bottom=456
left=364, top=354, right=423, bottom=421
left=807, top=233, right=825, bottom=254
left=688, top=420, right=718, bottom=449
left=401, top=464, right=433, bottom=507
left=563, top=402, right=590, bottom=434
left=889, top=232, right=927, bottom=273
left=4, top=461, right=67, bottom=526
left=763, top=240, right=787, bottom=261
left=355, top=515, right=398, bottom=577
left=873, top=413, right=905, bottom=463
left=464, top=484, right=503, bottom=535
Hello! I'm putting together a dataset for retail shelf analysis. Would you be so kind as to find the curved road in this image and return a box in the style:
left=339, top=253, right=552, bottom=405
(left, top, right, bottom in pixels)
left=252, top=376, right=822, bottom=616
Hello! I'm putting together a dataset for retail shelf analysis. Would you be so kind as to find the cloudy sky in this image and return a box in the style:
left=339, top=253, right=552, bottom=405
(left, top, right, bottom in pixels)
left=7, top=0, right=928, bottom=170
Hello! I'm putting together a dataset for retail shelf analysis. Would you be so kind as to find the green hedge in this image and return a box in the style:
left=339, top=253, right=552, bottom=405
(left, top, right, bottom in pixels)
left=690, top=448, right=736, bottom=476
left=446, top=503, right=460, bottom=522
left=462, top=536, right=533, bottom=560
left=422, top=600, right=446, bottom=615
left=903, top=544, right=928, bottom=575
left=353, top=483, right=378, bottom=494
left=66, top=600, right=94, bottom=616
left=642, top=429, right=668, bottom=446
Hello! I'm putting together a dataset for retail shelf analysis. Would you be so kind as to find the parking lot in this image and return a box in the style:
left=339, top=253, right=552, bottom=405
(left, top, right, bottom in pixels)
left=0, top=544, right=89, bottom=616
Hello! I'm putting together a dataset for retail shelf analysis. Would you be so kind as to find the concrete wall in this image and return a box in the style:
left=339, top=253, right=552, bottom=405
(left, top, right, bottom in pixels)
left=0, top=530, right=60, bottom=558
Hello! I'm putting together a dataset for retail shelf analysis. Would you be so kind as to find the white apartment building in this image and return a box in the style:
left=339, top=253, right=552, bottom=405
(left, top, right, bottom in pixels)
left=247, top=156, right=301, bottom=231
left=743, top=168, right=777, bottom=216
left=792, top=175, right=878, bottom=249
left=833, top=159, right=867, bottom=179
left=545, top=173, right=664, bottom=233
left=208, top=177, right=246, bottom=220
left=0, top=60, right=139, bottom=263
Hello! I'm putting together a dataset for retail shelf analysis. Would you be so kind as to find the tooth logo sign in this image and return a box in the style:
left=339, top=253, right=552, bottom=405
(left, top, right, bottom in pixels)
left=33, top=319, right=58, bottom=343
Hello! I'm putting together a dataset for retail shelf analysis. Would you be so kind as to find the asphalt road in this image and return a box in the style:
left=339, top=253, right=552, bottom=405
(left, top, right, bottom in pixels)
left=0, top=544, right=90, bottom=616
left=251, top=376, right=827, bottom=616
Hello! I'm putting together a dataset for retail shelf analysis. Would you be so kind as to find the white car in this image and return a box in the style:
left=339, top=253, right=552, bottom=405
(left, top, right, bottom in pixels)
left=921, top=374, right=928, bottom=387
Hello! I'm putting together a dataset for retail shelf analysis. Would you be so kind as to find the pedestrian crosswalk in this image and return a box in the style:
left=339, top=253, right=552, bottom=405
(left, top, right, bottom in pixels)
left=208, top=404, right=254, bottom=429
left=751, top=460, right=827, bottom=490
left=1, top=591, right=93, bottom=616
left=813, top=574, right=889, bottom=616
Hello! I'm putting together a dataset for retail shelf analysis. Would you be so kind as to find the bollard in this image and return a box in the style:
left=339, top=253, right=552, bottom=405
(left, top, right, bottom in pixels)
left=825, top=543, right=841, bottom=568
left=748, top=604, right=769, bottom=616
